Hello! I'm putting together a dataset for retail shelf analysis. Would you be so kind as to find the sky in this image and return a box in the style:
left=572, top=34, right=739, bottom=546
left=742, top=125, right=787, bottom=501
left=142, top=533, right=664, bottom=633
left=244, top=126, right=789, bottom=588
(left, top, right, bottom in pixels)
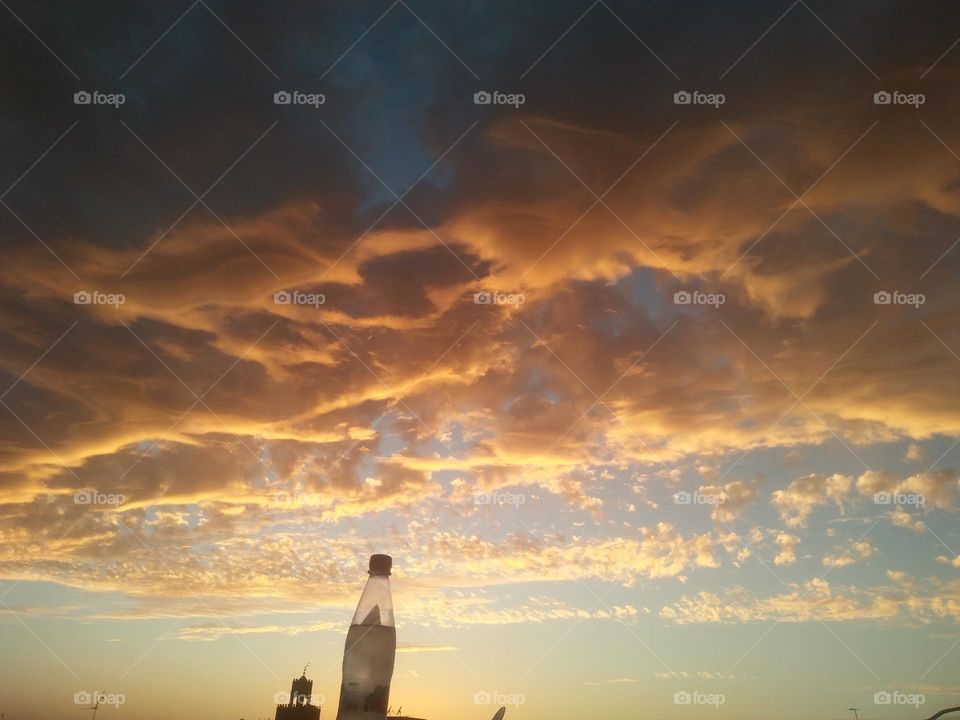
left=0, top=1, right=959, bottom=719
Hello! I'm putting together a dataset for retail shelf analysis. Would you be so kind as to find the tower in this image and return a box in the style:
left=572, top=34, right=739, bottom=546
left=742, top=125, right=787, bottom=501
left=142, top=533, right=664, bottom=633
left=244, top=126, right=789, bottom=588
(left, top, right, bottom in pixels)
left=290, top=674, right=313, bottom=707
left=276, top=668, right=321, bottom=720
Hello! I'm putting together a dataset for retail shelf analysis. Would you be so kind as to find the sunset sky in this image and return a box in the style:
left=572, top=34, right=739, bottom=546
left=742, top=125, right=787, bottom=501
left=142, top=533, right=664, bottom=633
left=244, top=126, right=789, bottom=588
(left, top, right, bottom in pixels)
left=1, top=2, right=959, bottom=719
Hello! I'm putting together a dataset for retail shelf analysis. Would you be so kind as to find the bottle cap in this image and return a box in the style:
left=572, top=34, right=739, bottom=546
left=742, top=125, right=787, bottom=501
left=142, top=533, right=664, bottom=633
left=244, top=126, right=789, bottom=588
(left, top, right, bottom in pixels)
left=368, top=554, right=392, bottom=576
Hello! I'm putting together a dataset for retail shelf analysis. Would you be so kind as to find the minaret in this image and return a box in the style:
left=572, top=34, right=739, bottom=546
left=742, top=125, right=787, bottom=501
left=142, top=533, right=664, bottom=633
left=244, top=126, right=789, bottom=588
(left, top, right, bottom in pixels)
left=275, top=667, right=321, bottom=720
left=290, top=674, right=313, bottom=706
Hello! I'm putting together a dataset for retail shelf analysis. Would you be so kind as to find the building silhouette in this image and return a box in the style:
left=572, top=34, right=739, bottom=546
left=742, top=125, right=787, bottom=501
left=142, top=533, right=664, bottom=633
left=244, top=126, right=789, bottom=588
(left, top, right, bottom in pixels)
left=275, top=672, right=320, bottom=720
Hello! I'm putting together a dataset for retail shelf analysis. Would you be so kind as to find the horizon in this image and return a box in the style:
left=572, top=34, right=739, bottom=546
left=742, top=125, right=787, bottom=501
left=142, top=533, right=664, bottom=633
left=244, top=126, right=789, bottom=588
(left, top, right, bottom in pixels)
left=1, top=1, right=959, bottom=719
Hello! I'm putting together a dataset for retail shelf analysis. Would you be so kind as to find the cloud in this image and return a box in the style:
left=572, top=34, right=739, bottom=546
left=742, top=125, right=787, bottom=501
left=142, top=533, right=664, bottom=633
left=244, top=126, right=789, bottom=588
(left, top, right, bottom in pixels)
left=902, top=470, right=960, bottom=510
left=395, top=643, right=458, bottom=653
left=771, top=474, right=852, bottom=528
left=822, top=541, right=874, bottom=568
left=655, top=671, right=757, bottom=681
left=404, top=524, right=722, bottom=586
left=700, top=477, right=759, bottom=523
left=1, top=3, right=960, bottom=661
left=716, top=531, right=752, bottom=565
left=774, top=533, right=800, bottom=566
left=856, top=470, right=900, bottom=497
left=660, top=573, right=960, bottom=624
left=399, top=595, right=639, bottom=628
left=857, top=469, right=959, bottom=510
left=178, top=620, right=340, bottom=641
left=582, top=677, right=639, bottom=685
left=888, top=508, right=927, bottom=532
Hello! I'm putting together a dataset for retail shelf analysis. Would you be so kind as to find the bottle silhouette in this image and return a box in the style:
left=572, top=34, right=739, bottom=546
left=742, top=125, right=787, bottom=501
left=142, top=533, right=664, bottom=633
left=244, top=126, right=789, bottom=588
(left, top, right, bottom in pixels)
left=336, top=554, right=396, bottom=720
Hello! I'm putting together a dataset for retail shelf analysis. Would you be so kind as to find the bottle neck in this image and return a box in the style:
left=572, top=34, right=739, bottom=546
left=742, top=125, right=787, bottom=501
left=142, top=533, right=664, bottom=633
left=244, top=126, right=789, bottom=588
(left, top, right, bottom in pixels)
left=351, top=574, right=395, bottom=627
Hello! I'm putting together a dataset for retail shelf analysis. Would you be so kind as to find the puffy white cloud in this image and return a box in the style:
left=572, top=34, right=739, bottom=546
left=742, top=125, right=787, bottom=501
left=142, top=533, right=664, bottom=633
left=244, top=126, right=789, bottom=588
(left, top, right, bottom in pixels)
left=699, top=478, right=759, bottom=523
left=774, top=533, right=800, bottom=566
left=857, top=469, right=959, bottom=510
left=771, top=474, right=852, bottom=528
left=821, top=541, right=874, bottom=568
left=889, top=508, right=926, bottom=533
